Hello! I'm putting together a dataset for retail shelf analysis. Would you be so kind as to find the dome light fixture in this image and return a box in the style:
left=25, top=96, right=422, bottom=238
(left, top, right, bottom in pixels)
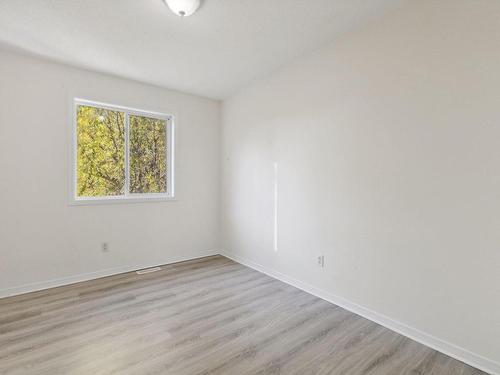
left=164, top=0, right=201, bottom=17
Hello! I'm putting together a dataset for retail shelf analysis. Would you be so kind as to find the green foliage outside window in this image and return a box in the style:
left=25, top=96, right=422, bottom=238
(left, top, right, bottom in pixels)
left=77, top=106, right=125, bottom=197
left=130, top=115, right=167, bottom=194
left=76, top=105, right=168, bottom=198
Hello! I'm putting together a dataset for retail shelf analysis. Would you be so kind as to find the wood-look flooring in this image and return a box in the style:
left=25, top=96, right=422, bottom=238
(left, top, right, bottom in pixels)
left=0, top=255, right=488, bottom=375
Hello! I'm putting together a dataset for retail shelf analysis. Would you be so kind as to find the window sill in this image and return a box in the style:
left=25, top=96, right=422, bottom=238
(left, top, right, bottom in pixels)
left=69, top=195, right=177, bottom=206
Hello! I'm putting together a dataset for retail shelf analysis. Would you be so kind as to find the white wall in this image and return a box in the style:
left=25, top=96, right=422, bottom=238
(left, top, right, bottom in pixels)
left=0, top=50, right=220, bottom=296
left=221, top=0, right=500, bottom=371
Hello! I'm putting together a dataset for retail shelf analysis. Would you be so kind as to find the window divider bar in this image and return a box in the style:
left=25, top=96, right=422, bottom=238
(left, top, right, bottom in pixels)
left=125, top=112, right=131, bottom=196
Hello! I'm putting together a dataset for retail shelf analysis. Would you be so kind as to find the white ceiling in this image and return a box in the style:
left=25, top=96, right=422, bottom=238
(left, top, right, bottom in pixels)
left=0, top=0, right=404, bottom=99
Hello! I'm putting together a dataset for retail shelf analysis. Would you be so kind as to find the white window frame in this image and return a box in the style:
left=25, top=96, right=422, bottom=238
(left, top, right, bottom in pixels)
left=71, top=98, right=175, bottom=205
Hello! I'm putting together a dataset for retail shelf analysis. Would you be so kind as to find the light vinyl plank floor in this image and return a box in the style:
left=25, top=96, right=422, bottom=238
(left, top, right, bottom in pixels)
left=0, top=255, right=488, bottom=375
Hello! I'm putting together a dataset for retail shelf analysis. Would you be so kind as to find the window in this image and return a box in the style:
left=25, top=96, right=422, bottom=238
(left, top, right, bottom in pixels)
left=72, top=99, right=174, bottom=203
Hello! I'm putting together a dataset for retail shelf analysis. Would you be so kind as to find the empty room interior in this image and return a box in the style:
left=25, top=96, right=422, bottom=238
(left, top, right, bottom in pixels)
left=0, top=0, right=499, bottom=374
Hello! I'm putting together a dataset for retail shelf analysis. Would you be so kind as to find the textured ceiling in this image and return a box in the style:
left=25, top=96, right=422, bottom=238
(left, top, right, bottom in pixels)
left=0, top=0, right=405, bottom=99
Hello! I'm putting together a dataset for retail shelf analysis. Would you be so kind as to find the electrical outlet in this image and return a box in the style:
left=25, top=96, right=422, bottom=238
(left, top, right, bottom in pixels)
left=101, top=242, right=109, bottom=253
left=317, top=255, right=325, bottom=268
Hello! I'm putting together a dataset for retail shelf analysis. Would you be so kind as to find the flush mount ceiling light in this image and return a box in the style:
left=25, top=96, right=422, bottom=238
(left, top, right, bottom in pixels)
left=164, top=0, right=201, bottom=17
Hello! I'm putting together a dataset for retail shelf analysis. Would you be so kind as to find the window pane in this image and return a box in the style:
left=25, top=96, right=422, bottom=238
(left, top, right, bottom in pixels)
left=129, top=115, right=167, bottom=194
left=76, top=105, right=125, bottom=197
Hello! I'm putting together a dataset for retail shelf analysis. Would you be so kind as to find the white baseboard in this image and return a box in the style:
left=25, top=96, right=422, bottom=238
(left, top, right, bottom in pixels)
left=221, top=251, right=499, bottom=375
left=0, top=250, right=218, bottom=299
